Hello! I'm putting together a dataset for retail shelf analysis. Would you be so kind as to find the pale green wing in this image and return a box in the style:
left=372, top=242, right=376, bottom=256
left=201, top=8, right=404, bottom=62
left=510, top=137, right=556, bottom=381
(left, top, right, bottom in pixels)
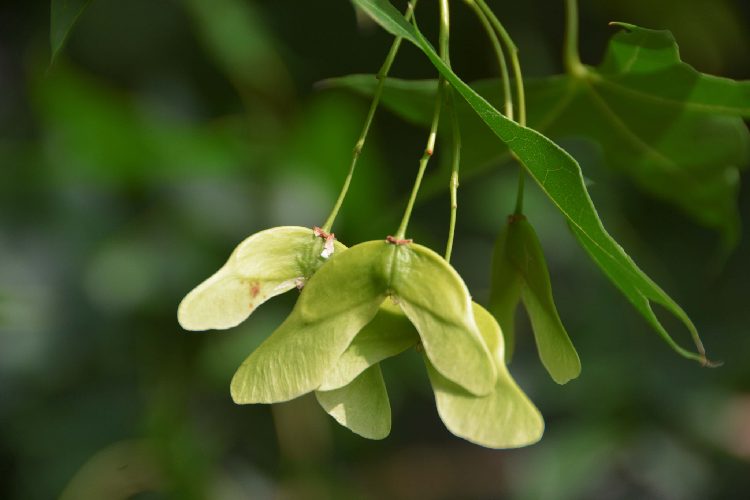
left=487, top=225, right=523, bottom=363
left=392, top=243, right=497, bottom=397
left=318, top=300, right=419, bottom=391
left=507, top=220, right=581, bottom=384
left=315, top=364, right=391, bottom=440
left=178, top=226, right=345, bottom=331
left=426, top=303, right=544, bottom=449
left=231, top=241, right=387, bottom=403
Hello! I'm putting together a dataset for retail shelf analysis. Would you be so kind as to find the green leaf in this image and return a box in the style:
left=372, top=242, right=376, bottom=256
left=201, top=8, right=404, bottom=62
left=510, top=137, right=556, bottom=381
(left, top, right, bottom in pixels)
left=323, top=23, right=750, bottom=250
left=50, top=0, right=92, bottom=66
left=231, top=240, right=496, bottom=402
left=182, top=0, right=292, bottom=98
left=318, top=300, right=419, bottom=391
left=598, top=23, right=750, bottom=116
left=231, top=240, right=388, bottom=403
left=34, top=65, right=255, bottom=185
left=351, top=0, right=712, bottom=365
left=491, top=218, right=580, bottom=384
left=315, top=364, right=391, bottom=440
left=425, top=302, right=544, bottom=449
left=353, top=0, right=416, bottom=41
left=178, top=226, right=346, bottom=331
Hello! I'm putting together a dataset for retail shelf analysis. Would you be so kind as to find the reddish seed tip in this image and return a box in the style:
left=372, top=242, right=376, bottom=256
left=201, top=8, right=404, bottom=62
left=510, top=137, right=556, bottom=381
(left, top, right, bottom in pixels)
left=427, top=149, right=433, bottom=156
left=357, top=149, right=362, bottom=153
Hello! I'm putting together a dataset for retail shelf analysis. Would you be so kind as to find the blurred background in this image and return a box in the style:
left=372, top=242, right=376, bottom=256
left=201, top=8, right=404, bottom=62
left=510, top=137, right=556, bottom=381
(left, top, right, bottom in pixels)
left=2, top=0, right=750, bottom=498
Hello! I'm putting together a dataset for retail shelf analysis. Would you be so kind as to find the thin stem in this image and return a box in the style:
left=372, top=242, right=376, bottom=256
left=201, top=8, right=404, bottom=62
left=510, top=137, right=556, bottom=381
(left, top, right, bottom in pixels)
left=441, top=0, right=461, bottom=263
left=461, top=0, right=512, bottom=119
left=394, top=81, right=444, bottom=240
left=394, top=4, right=447, bottom=241
left=474, top=0, right=527, bottom=215
left=563, top=0, right=586, bottom=78
left=475, top=0, right=524, bottom=126
left=322, top=1, right=419, bottom=233
left=445, top=83, right=461, bottom=262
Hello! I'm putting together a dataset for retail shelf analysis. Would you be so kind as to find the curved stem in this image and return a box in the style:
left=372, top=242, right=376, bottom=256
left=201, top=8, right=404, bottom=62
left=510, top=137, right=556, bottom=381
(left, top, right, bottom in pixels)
left=394, top=4, right=448, bottom=241
left=474, top=0, right=527, bottom=215
left=474, top=0, right=524, bottom=126
left=442, top=0, right=461, bottom=263
left=445, top=83, right=461, bottom=262
left=322, top=0, right=419, bottom=233
left=563, top=0, right=586, bottom=78
left=461, top=0, right=512, bottom=119
left=394, top=85, right=444, bottom=240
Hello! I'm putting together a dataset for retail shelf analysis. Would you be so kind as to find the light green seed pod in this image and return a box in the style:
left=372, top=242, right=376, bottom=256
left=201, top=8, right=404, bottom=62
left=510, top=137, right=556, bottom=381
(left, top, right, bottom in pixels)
left=489, top=216, right=581, bottom=384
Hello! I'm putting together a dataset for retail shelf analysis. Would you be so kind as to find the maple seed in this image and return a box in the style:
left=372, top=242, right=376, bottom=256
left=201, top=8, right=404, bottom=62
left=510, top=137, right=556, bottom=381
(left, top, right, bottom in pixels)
left=386, top=236, right=413, bottom=245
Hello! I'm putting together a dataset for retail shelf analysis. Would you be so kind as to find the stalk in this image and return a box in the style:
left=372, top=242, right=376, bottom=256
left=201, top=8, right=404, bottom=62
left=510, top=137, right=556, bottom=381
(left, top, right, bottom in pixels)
left=563, top=0, right=587, bottom=78
left=461, top=0, right=512, bottom=119
left=321, top=1, right=419, bottom=233
left=394, top=2, right=449, bottom=241
left=473, top=0, right=528, bottom=215
left=442, top=0, right=462, bottom=263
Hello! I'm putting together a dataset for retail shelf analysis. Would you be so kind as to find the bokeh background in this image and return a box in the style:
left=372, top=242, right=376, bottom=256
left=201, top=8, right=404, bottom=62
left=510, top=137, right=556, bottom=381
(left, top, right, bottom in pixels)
left=2, top=0, right=750, bottom=498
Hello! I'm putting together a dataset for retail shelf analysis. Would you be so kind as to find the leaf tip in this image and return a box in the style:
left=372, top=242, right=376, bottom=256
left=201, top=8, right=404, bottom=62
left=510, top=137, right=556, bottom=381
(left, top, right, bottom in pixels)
left=608, top=22, right=634, bottom=33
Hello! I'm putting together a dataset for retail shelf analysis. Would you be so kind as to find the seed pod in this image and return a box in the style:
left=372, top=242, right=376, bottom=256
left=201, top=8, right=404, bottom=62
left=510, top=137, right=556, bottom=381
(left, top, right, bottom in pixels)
left=315, top=363, right=391, bottom=440
left=317, top=300, right=543, bottom=447
left=425, top=302, right=544, bottom=448
left=231, top=239, right=497, bottom=404
left=178, top=226, right=346, bottom=331
left=489, top=217, right=581, bottom=384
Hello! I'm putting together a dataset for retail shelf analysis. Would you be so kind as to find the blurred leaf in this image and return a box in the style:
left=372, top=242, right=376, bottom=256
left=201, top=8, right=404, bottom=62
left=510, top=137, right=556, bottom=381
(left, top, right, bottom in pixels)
left=349, top=0, right=712, bottom=365
left=178, top=226, right=346, bottom=331
left=60, top=439, right=164, bottom=500
left=50, top=0, right=91, bottom=66
left=322, top=23, right=750, bottom=250
left=318, top=300, right=418, bottom=391
left=595, top=23, right=750, bottom=114
left=315, top=364, right=391, bottom=440
left=589, top=0, right=750, bottom=74
left=489, top=217, right=580, bottom=384
left=33, top=65, right=255, bottom=185
left=425, top=302, right=544, bottom=449
left=182, top=0, right=292, bottom=100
